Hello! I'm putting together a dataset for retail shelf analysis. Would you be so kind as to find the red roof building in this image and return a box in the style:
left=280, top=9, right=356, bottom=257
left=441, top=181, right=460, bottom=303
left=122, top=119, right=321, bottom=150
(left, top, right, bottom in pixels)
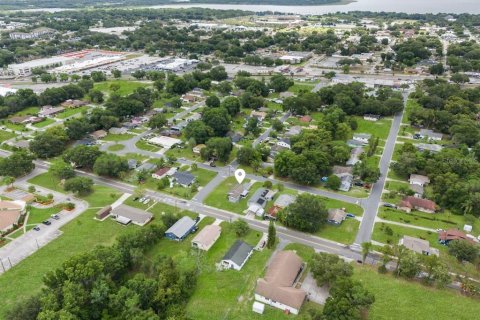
left=399, top=196, right=436, bottom=213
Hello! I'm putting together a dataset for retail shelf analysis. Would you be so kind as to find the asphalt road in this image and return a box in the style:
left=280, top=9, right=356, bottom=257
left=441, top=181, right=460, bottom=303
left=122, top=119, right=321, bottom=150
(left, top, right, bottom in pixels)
left=353, top=92, right=407, bottom=245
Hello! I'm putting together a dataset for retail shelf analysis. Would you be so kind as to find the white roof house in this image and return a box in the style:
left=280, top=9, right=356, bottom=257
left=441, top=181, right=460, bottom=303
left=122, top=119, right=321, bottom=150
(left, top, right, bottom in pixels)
left=148, top=136, right=181, bottom=149
left=191, top=224, right=221, bottom=251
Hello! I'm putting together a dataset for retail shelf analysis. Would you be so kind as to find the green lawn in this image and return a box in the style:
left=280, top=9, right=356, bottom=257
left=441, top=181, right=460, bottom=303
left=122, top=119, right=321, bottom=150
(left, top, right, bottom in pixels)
left=372, top=222, right=441, bottom=248
left=0, top=130, right=15, bottom=142
left=107, top=143, right=125, bottom=151
left=316, top=219, right=360, bottom=244
left=0, top=182, right=122, bottom=318
left=1, top=121, right=26, bottom=131
left=55, top=106, right=89, bottom=119
left=27, top=206, right=63, bottom=225
left=11, top=106, right=40, bottom=117
left=165, top=147, right=203, bottom=162
left=94, top=80, right=150, bottom=96
left=289, top=82, right=315, bottom=94
left=102, top=133, right=134, bottom=142
left=354, top=116, right=393, bottom=140
left=204, top=177, right=263, bottom=214
left=32, top=118, right=55, bottom=128
left=135, top=139, right=161, bottom=152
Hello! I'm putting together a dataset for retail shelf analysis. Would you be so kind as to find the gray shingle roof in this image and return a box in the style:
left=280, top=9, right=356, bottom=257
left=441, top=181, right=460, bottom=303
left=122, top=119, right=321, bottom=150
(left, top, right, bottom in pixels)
left=222, top=240, right=253, bottom=267
left=165, top=216, right=196, bottom=239
left=173, top=171, right=195, bottom=186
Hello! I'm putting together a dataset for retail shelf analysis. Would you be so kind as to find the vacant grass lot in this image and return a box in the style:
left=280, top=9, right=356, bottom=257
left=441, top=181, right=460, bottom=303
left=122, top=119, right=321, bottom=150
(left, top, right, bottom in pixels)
left=102, top=133, right=135, bottom=142
left=354, top=116, right=393, bottom=140
left=32, top=118, right=55, bottom=128
left=27, top=206, right=63, bottom=225
left=0, top=130, right=15, bottom=142
left=135, top=139, right=161, bottom=152
left=94, top=80, right=150, bottom=96
left=55, top=106, right=89, bottom=119
left=107, top=143, right=125, bottom=151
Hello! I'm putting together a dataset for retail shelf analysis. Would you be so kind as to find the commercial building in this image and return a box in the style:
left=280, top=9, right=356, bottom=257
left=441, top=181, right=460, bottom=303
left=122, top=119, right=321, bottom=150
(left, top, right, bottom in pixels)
left=148, top=136, right=181, bottom=149
left=9, top=27, right=56, bottom=40
left=0, top=200, right=26, bottom=233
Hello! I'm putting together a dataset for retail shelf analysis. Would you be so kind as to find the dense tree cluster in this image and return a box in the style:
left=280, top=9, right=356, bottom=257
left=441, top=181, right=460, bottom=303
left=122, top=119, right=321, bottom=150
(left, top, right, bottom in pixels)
left=279, top=193, right=328, bottom=232
left=447, top=41, right=480, bottom=72
left=5, top=224, right=197, bottom=320
left=393, top=37, right=442, bottom=66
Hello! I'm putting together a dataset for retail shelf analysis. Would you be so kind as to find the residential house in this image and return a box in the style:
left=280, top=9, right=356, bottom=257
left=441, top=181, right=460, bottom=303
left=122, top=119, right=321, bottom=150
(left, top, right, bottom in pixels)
left=399, top=196, right=437, bottom=214
left=363, top=114, right=380, bottom=121
left=409, top=174, right=430, bottom=187
left=191, top=224, right=221, bottom=251
left=399, top=236, right=439, bottom=256
left=136, top=162, right=157, bottom=172
left=127, top=159, right=138, bottom=170
left=221, top=240, right=254, bottom=271
left=172, top=171, right=196, bottom=188
left=90, top=130, right=107, bottom=140
left=228, top=183, right=249, bottom=203
left=327, top=208, right=347, bottom=225
left=410, top=184, right=425, bottom=198
left=111, top=204, right=153, bottom=226
left=165, top=216, right=197, bottom=241
left=415, top=143, right=443, bottom=153
left=61, top=99, right=87, bottom=108
left=280, top=91, right=294, bottom=99
left=109, top=127, right=128, bottom=135
left=285, top=126, right=302, bottom=137
left=148, top=136, right=181, bottom=149
left=181, top=94, right=199, bottom=103
left=346, top=147, right=364, bottom=166
left=9, top=115, right=42, bottom=124
left=39, top=106, right=64, bottom=118
left=332, top=166, right=354, bottom=192
left=299, top=115, right=312, bottom=123
left=255, top=251, right=306, bottom=315
left=6, top=140, right=30, bottom=149
left=277, top=138, right=291, bottom=149
left=274, top=194, right=296, bottom=208
left=347, top=139, right=365, bottom=148
left=353, top=133, right=372, bottom=145
left=193, top=144, right=206, bottom=154
left=251, top=110, right=267, bottom=122
left=0, top=200, right=26, bottom=233
left=417, top=129, right=442, bottom=141
left=229, top=132, right=244, bottom=144
left=151, top=167, right=176, bottom=180
left=438, top=229, right=474, bottom=245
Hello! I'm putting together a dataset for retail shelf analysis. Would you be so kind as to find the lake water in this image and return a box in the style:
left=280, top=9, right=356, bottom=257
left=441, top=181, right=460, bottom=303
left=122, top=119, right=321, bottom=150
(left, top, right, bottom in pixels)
left=148, top=0, right=480, bottom=14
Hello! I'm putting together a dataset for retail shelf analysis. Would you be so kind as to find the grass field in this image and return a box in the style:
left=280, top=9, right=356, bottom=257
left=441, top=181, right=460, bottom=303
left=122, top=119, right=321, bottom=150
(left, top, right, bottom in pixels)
left=0, top=182, right=122, bottom=318
left=32, top=118, right=55, bottom=128
left=94, top=80, right=150, bottom=96
left=107, top=143, right=125, bottom=151
left=27, top=206, right=63, bottom=225
left=0, top=130, right=15, bottom=142
left=10, top=106, right=40, bottom=117
left=354, top=117, right=393, bottom=140
left=102, top=133, right=135, bottom=142
left=55, top=106, right=88, bottom=119
left=135, top=139, right=161, bottom=152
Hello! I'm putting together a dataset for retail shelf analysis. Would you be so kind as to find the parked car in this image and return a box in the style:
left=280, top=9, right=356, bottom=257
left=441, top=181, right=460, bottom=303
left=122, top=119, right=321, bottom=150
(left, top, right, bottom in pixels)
left=139, top=197, right=146, bottom=203
left=346, top=213, right=356, bottom=218
left=143, top=198, right=151, bottom=205
left=51, top=214, right=60, bottom=220
left=383, top=203, right=397, bottom=209
left=209, top=161, right=216, bottom=167
left=42, top=220, right=51, bottom=226
left=33, top=226, right=41, bottom=231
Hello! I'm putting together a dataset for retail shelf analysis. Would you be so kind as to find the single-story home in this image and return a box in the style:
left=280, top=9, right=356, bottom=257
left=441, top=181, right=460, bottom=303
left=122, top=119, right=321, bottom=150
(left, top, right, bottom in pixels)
left=127, top=159, right=137, bottom=170
left=438, top=229, right=475, bottom=245
left=353, top=133, right=372, bottom=144
left=228, top=183, right=249, bottom=203
left=415, top=143, right=443, bottom=153
left=277, top=138, right=291, bottom=149
left=165, top=216, right=197, bottom=241
left=61, top=99, right=87, bottom=108
left=274, top=194, right=296, bottom=208
left=409, top=174, right=430, bottom=187
left=248, top=188, right=269, bottom=208
left=363, top=114, right=380, bottom=121
left=10, top=115, right=43, bottom=124
left=398, top=196, right=436, bottom=214
left=136, top=162, right=157, bottom=172
left=417, top=129, right=442, bottom=141
left=91, top=130, right=107, bottom=140
left=38, top=105, right=64, bottom=118
left=172, top=171, right=196, bottom=187
left=299, top=115, right=312, bottom=123
left=251, top=110, right=267, bottom=122
left=111, top=204, right=153, bottom=226
left=221, top=240, right=254, bottom=271
left=109, top=127, right=128, bottom=135
left=255, top=251, right=306, bottom=315
left=410, top=184, right=424, bottom=198
left=346, top=147, right=364, bottom=166
left=285, top=126, right=302, bottom=137
left=6, top=140, right=30, bottom=149
left=0, top=200, right=26, bottom=233
left=399, top=236, right=439, bottom=256
left=332, top=166, right=354, bottom=192
left=327, top=208, right=347, bottom=225
left=191, top=224, right=221, bottom=251
left=347, top=139, right=365, bottom=148
left=193, top=144, right=206, bottom=154
left=148, top=136, right=181, bottom=149
left=152, top=167, right=176, bottom=180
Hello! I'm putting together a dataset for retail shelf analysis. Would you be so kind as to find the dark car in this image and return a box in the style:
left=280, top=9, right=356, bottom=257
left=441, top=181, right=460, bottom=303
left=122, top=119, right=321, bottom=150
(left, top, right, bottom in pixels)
left=194, top=216, right=201, bottom=223
left=33, top=226, right=41, bottom=231
left=383, top=203, right=397, bottom=209
left=42, top=220, right=52, bottom=226
left=346, top=213, right=356, bottom=218
left=209, top=161, right=216, bottom=167
left=51, top=214, right=60, bottom=220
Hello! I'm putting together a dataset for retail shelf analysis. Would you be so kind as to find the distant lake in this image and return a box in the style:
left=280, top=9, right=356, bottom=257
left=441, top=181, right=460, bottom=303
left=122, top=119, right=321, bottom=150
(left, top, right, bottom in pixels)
left=148, top=0, right=480, bottom=14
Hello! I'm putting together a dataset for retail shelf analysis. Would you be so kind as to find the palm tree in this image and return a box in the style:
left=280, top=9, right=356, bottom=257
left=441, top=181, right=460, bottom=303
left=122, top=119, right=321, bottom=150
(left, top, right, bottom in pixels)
left=2, top=176, right=15, bottom=190
left=361, top=241, right=372, bottom=263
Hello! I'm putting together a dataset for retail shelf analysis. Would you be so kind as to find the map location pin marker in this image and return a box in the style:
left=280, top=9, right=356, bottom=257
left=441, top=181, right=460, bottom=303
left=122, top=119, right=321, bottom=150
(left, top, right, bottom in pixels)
left=234, top=169, right=246, bottom=184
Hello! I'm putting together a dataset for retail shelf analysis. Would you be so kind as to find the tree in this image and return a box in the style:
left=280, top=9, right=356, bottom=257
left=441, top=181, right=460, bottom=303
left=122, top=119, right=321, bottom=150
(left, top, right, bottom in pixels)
left=204, top=137, right=232, bottom=162
left=5, top=295, right=41, bottom=320
left=209, top=66, right=228, bottom=81
left=448, top=240, right=479, bottom=263
left=450, top=73, right=469, bottom=84
left=63, top=146, right=102, bottom=169
left=221, top=96, right=240, bottom=116
left=93, top=154, right=128, bottom=178
left=90, top=71, right=107, bottom=82
left=429, top=63, right=445, bottom=75
left=281, top=193, right=328, bottom=233
left=0, top=151, right=34, bottom=177
left=111, top=69, right=122, bottom=79
left=185, top=120, right=212, bottom=144
left=266, top=221, right=276, bottom=249
left=232, top=219, right=249, bottom=237
left=88, top=89, right=104, bottom=103
left=64, top=177, right=93, bottom=195
left=354, top=161, right=381, bottom=183
left=245, top=117, right=260, bottom=136
left=131, top=70, right=146, bottom=80
left=361, top=242, right=372, bottom=263
left=272, top=119, right=284, bottom=132
left=65, top=118, right=93, bottom=140
left=30, top=127, right=69, bottom=159
left=326, top=175, right=341, bottom=190
left=49, top=161, right=75, bottom=180
left=237, top=146, right=260, bottom=166
left=202, top=107, right=230, bottom=136
left=269, top=74, right=294, bottom=92
left=147, top=114, right=167, bottom=130
left=310, top=252, right=353, bottom=286
left=2, top=176, right=15, bottom=189
left=398, top=250, right=422, bottom=279
left=205, top=95, right=220, bottom=108
left=322, top=277, right=375, bottom=320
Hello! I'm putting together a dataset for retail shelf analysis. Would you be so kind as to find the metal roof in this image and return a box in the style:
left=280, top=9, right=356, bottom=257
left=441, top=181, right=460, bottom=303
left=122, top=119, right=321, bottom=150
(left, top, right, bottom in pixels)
left=165, top=216, right=196, bottom=238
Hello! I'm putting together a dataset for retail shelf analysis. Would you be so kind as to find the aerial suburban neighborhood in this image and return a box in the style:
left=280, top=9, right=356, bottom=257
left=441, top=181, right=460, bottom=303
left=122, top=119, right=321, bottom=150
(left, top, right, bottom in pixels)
left=0, top=0, right=479, bottom=319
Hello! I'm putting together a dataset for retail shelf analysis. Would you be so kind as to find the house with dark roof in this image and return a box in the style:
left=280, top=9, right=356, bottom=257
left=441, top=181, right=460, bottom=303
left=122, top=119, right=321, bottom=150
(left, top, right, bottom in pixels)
left=255, top=251, right=306, bottom=315
left=165, top=216, right=197, bottom=241
left=136, top=162, right=157, bottom=172
left=221, top=240, right=254, bottom=271
left=172, top=171, right=196, bottom=187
